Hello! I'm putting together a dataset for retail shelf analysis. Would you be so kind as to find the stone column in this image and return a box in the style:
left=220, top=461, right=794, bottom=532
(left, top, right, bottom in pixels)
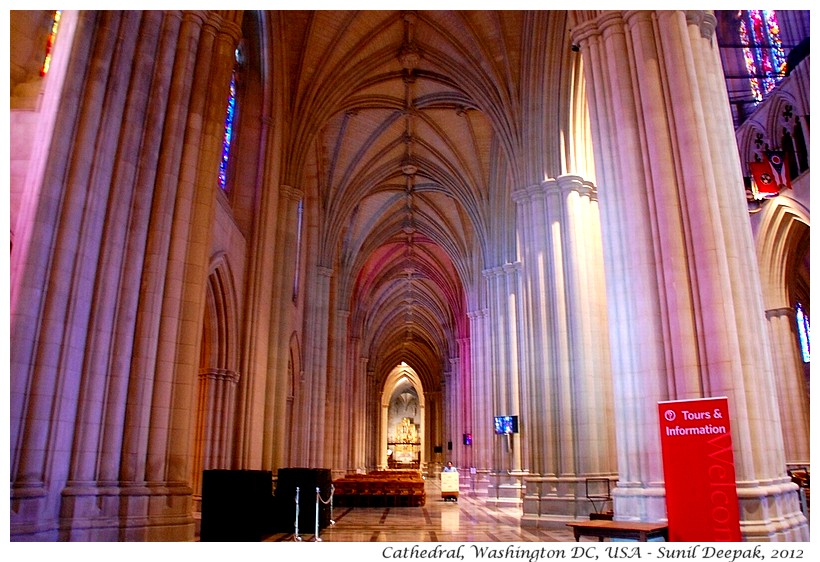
left=303, top=266, right=333, bottom=467
left=449, top=357, right=464, bottom=468
left=572, top=10, right=807, bottom=539
left=514, top=175, right=617, bottom=526
left=765, top=307, right=810, bottom=466
left=366, top=366, right=377, bottom=470
left=326, top=309, right=351, bottom=472
left=468, top=309, right=493, bottom=493
left=10, top=11, right=144, bottom=541
left=59, top=10, right=171, bottom=528
left=457, top=337, right=473, bottom=470
left=484, top=264, right=524, bottom=504
left=347, top=343, right=366, bottom=473
left=191, top=367, right=240, bottom=504
left=261, top=185, right=302, bottom=471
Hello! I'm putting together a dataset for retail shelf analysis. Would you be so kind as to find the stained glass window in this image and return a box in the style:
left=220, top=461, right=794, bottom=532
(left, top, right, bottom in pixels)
left=738, top=10, right=786, bottom=103
left=217, top=69, right=237, bottom=191
left=41, top=10, right=62, bottom=76
left=796, top=303, right=810, bottom=363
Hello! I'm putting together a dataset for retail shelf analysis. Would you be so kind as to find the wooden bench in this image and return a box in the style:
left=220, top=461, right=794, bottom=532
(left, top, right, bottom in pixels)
left=566, top=520, right=668, bottom=542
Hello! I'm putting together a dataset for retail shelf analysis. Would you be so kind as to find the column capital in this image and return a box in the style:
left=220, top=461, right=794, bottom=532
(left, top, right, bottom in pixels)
left=685, top=10, right=717, bottom=41
left=502, top=262, right=522, bottom=274
left=482, top=265, right=504, bottom=279
left=198, top=367, right=240, bottom=383
left=623, top=10, right=655, bottom=28
left=597, top=11, right=628, bottom=37
left=213, top=13, right=243, bottom=45
left=182, top=10, right=208, bottom=27
left=281, top=184, right=304, bottom=201
left=511, top=187, right=533, bottom=204
left=766, top=307, right=796, bottom=320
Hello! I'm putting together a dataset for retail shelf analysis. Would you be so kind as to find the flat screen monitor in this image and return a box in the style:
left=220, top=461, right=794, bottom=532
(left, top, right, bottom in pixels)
left=493, top=415, right=518, bottom=435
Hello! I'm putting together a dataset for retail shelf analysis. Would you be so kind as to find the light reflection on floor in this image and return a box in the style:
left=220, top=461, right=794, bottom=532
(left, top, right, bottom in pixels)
left=264, top=477, right=576, bottom=543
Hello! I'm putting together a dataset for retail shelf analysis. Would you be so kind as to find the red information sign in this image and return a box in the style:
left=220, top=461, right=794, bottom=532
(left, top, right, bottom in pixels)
left=658, top=397, right=741, bottom=541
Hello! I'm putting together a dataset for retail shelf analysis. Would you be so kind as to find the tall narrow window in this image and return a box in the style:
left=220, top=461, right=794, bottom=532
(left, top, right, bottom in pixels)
left=40, top=10, right=62, bottom=76
left=217, top=71, right=237, bottom=191
left=738, top=10, right=786, bottom=103
left=218, top=48, right=241, bottom=191
left=292, top=199, right=304, bottom=301
left=795, top=303, right=810, bottom=363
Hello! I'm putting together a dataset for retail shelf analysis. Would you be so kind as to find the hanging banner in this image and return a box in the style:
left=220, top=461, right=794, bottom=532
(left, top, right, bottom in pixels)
left=764, top=150, right=792, bottom=190
left=749, top=160, right=780, bottom=198
left=658, top=397, right=742, bottom=541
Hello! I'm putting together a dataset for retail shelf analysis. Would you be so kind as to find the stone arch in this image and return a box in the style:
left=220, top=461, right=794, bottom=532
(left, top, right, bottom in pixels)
left=286, top=331, right=302, bottom=467
left=380, top=363, right=426, bottom=470
left=737, top=121, right=771, bottom=167
left=756, top=198, right=809, bottom=309
left=755, top=197, right=810, bottom=465
left=192, top=255, right=241, bottom=507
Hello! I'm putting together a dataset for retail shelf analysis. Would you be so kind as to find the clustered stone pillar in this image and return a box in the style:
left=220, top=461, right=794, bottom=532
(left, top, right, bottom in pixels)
left=572, top=10, right=808, bottom=539
left=192, top=367, right=240, bottom=505
left=467, top=309, right=493, bottom=494
left=514, top=175, right=617, bottom=526
left=349, top=349, right=369, bottom=473
left=483, top=264, right=524, bottom=503
left=10, top=10, right=243, bottom=540
left=302, top=266, right=334, bottom=468
left=764, top=307, right=810, bottom=467
left=445, top=358, right=468, bottom=469
left=259, top=185, right=303, bottom=471
left=457, top=337, right=473, bottom=471
left=325, top=309, right=351, bottom=472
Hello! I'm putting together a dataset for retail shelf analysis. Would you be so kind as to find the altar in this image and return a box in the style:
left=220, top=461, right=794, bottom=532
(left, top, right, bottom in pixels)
left=387, top=417, right=421, bottom=469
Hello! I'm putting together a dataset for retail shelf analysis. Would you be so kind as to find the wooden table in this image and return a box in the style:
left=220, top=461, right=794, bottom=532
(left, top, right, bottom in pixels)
left=566, top=520, right=668, bottom=542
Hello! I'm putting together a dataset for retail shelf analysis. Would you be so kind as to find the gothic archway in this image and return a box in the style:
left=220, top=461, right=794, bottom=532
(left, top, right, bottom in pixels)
left=192, top=258, right=240, bottom=508
left=380, top=364, right=426, bottom=470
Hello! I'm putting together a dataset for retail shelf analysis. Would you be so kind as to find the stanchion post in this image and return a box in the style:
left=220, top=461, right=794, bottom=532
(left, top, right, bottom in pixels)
left=293, top=486, right=302, bottom=541
left=311, top=486, right=323, bottom=541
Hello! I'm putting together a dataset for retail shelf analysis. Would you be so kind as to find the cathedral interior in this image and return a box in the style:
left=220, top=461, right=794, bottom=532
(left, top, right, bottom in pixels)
left=8, top=9, right=810, bottom=542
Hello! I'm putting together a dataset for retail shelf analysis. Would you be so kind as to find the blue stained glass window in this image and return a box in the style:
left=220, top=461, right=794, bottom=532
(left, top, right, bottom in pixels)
left=217, top=70, right=237, bottom=191
left=795, top=303, right=810, bottom=363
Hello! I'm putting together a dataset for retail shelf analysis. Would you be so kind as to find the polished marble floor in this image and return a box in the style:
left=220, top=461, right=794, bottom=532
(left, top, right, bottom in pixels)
left=264, top=477, right=576, bottom=542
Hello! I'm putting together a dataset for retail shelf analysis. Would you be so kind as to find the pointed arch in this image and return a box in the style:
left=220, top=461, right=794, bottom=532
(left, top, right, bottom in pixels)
left=755, top=197, right=809, bottom=310
left=192, top=255, right=241, bottom=507
left=286, top=331, right=302, bottom=466
left=379, top=363, right=427, bottom=470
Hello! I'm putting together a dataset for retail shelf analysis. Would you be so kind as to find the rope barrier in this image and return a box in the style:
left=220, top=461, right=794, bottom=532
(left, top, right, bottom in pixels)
left=311, top=484, right=337, bottom=540
left=292, top=483, right=336, bottom=542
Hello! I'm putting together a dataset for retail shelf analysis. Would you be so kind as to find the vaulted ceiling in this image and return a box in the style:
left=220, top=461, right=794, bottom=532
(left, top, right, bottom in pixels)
left=268, top=10, right=574, bottom=391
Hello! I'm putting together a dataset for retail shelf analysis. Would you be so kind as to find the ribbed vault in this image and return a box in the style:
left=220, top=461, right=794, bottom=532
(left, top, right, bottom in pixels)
left=270, top=10, right=572, bottom=450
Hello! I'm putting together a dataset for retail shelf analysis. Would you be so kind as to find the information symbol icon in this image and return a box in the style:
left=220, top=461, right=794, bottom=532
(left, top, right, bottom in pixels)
left=664, top=410, right=676, bottom=422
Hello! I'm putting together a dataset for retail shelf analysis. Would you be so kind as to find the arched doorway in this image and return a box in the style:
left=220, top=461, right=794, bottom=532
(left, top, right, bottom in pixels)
left=380, top=363, right=426, bottom=470
left=755, top=198, right=810, bottom=466
left=192, top=260, right=240, bottom=511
